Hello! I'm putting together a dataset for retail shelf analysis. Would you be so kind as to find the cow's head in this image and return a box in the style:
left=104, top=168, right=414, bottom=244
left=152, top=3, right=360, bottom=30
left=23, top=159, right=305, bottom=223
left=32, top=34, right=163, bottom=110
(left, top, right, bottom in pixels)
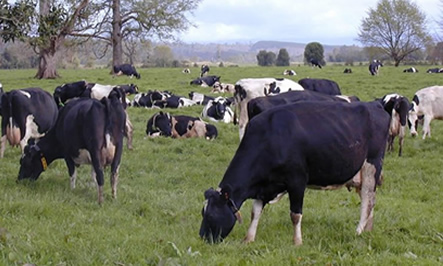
left=147, top=112, right=172, bottom=137
left=200, top=187, right=242, bottom=243
left=212, top=98, right=228, bottom=119
left=190, top=78, right=203, bottom=86
left=18, top=144, right=47, bottom=181
left=408, top=99, right=419, bottom=137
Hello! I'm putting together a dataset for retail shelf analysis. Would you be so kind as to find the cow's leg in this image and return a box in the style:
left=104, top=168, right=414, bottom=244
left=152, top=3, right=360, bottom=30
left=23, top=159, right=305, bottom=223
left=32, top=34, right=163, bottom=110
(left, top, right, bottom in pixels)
left=387, top=134, right=394, bottom=152
left=110, top=165, right=119, bottom=199
left=124, top=113, right=133, bottom=150
left=288, top=183, right=306, bottom=246
left=90, top=151, right=105, bottom=204
left=244, top=199, right=264, bottom=243
left=65, top=158, right=77, bottom=189
left=398, top=126, right=405, bottom=157
left=0, top=135, right=6, bottom=158
left=422, top=115, right=432, bottom=139
left=356, top=161, right=377, bottom=234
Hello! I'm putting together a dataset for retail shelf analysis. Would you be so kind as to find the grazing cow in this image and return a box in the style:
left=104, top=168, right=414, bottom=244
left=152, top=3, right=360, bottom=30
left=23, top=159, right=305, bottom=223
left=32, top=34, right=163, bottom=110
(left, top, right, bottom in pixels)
left=403, top=67, right=418, bottom=73
left=53, top=81, right=133, bottom=149
left=189, top=91, right=214, bottom=105
left=200, top=64, right=210, bottom=77
left=146, top=112, right=217, bottom=140
left=309, top=58, right=322, bottom=68
left=369, top=60, right=383, bottom=75
left=234, top=78, right=304, bottom=139
left=379, top=94, right=410, bottom=156
left=1, top=88, right=58, bottom=158
left=18, top=90, right=126, bottom=204
left=202, top=97, right=235, bottom=123
left=283, top=69, right=296, bottom=76
left=426, top=68, right=443, bottom=73
left=408, top=86, right=443, bottom=139
left=200, top=100, right=390, bottom=245
left=190, top=76, right=221, bottom=87
left=113, top=64, right=140, bottom=79
left=298, top=78, right=342, bottom=95
left=212, top=82, right=235, bottom=94
left=343, top=68, right=352, bottom=74
left=247, top=90, right=359, bottom=122
left=182, top=68, right=191, bottom=74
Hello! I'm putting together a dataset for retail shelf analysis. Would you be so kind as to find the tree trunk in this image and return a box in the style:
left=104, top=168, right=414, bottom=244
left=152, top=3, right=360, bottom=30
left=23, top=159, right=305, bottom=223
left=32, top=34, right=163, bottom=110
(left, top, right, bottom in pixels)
left=112, top=0, right=123, bottom=72
left=35, top=49, right=59, bottom=79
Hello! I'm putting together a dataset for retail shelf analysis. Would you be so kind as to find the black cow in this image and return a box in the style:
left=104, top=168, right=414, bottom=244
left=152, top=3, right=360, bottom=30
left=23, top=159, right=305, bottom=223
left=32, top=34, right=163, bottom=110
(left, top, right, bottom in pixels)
left=54, top=81, right=133, bottom=149
left=190, top=76, right=221, bottom=87
left=298, top=78, right=341, bottom=95
left=309, top=58, right=322, bottom=68
left=369, top=60, right=383, bottom=75
left=18, top=89, right=126, bottom=204
left=1, top=88, right=58, bottom=158
left=200, top=101, right=390, bottom=245
left=200, top=64, right=210, bottom=77
left=403, top=67, right=418, bottom=73
left=426, top=68, right=443, bottom=73
left=0, top=83, right=4, bottom=114
left=146, top=112, right=217, bottom=140
left=379, top=94, right=410, bottom=156
left=131, top=90, right=169, bottom=108
left=343, top=68, right=352, bottom=73
left=201, top=97, right=235, bottom=123
left=247, top=90, right=359, bottom=122
left=113, top=64, right=141, bottom=79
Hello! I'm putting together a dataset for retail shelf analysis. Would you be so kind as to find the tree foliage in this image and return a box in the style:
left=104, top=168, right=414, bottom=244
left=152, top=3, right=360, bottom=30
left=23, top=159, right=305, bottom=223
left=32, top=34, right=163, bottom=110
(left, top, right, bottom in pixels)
left=256, top=50, right=276, bottom=66
left=276, top=48, right=290, bottom=66
left=357, top=0, right=431, bottom=66
left=304, top=42, right=325, bottom=65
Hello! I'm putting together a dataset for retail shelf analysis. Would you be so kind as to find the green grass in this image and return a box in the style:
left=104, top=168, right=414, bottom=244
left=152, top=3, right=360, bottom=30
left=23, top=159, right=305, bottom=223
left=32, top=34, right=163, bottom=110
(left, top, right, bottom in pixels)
left=0, top=65, right=442, bottom=265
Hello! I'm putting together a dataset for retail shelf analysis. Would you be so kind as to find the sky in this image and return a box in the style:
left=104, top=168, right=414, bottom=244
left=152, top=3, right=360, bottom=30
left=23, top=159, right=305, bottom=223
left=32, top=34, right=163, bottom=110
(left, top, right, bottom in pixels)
left=179, top=0, right=442, bottom=45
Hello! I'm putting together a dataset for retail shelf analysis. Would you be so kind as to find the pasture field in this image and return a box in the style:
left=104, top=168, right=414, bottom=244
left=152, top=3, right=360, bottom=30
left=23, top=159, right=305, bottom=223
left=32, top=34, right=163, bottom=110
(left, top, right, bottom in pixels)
left=0, top=65, right=442, bottom=265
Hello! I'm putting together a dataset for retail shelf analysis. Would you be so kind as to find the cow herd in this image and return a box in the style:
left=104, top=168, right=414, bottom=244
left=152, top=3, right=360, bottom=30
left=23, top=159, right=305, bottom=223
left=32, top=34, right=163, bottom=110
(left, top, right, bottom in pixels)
left=1, top=64, right=442, bottom=246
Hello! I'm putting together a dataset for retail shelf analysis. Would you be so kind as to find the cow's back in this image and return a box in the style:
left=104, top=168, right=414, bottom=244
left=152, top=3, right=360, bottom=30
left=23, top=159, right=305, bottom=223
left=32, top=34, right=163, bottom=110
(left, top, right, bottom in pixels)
left=415, top=86, right=443, bottom=117
left=243, top=101, right=389, bottom=186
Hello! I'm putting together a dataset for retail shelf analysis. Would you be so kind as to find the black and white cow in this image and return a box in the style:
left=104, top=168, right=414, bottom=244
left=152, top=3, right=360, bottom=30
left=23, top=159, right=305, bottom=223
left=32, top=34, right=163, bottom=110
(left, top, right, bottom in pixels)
left=150, top=91, right=196, bottom=108
left=212, top=82, right=235, bottom=94
left=403, top=67, right=418, bottom=73
left=202, top=97, right=235, bottom=123
left=200, top=64, right=210, bottom=77
left=131, top=90, right=168, bottom=108
left=200, top=100, right=390, bottom=245
left=146, top=112, right=217, bottom=140
left=369, top=60, right=383, bottom=75
left=53, top=81, right=133, bottom=149
left=343, top=68, right=353, bottom=74
left=18, top=90, right=126, bottom=204
left=283, top=69, right=296, bottom=76
left=182, top=68, right=191, bottom=74
left=298, top=78, right=342, bottom=95
left=189, top=92, right=215, bottom=105
left=1, top=88, right=58, bottom=158
left=190, top=76, right=221, bottom=87
left=113, top=64, right=141, bottom=79
left=309, top=58, right=322, bottom=68
left=379, top=94, right=410, bottom=156
left=426, top=68, right=443, bottom=73
left=234, top=78, right=304, bottom=139
left=247, top=90, right=359, bottom=122
left=408, top=86, right=443, bottom=139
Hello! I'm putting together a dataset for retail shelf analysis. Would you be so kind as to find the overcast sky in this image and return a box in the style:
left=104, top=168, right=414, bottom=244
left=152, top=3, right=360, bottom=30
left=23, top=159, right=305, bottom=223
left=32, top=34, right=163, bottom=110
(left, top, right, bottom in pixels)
left=178, top=0, right=441, bottom=45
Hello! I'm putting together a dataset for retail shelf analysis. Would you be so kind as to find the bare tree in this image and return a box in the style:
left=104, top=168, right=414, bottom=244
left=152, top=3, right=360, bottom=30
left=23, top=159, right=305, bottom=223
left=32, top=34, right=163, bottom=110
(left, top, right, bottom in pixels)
left=357, top=0, right=432, bottom=66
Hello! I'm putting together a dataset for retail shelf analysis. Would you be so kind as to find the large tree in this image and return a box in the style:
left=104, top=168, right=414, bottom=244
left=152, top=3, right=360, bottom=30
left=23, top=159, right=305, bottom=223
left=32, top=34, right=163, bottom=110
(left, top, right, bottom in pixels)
left=276, top=48, right=290, bottom=66
left=303, top=42, right=325, bottom=66
left=357, top=0, right=431, bottom=66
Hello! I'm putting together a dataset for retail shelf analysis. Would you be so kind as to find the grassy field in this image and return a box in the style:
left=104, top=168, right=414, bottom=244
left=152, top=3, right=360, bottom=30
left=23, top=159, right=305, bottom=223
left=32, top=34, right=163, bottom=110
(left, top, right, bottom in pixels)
left=0, top=65, right=442, bottom=265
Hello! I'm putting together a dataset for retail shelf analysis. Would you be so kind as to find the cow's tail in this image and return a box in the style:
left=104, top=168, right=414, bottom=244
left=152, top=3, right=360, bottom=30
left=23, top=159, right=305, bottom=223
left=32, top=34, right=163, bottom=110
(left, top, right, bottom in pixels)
left=5, top=93, right=20, bottom=146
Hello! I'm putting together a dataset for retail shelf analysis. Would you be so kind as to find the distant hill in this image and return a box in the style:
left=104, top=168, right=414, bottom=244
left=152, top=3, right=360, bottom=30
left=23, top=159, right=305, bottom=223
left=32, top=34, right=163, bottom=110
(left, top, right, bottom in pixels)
left=170, top=40, right=342, bottom=64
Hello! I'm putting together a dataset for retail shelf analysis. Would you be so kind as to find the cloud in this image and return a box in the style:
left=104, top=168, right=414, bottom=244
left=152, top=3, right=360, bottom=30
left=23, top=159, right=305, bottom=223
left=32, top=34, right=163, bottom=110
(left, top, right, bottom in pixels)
left=180, top=0, right=441, bottom=45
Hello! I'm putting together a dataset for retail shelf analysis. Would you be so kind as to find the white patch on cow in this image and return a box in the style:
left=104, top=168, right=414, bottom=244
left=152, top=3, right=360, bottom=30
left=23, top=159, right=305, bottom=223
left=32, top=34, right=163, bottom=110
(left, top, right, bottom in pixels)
left=102, top=133, right=116, bottom=165
left=390, top=109, right=401, bottom=136
left=244, top=199, right=263, bottom=243
left=18, top=90, right=31, bottom=98
left=90, top=84, right=115, bottom=100
left=356, top=160, right=376, bottom=235
left=203, top=199, right=208, bottom=212
left=20, top=115, right=45, bottom=152
left=291, top=213, right=303, bottom=246
left=335, top=95, right=351, bottom=103
left=178, top=97, right=196, bottom=107
left=70, top=168, right=78, bottom=189
left=268, top=192, right=287, bottom=204
left=190, top=93, right=204, bottom=104
left=382, top=93, right=399, bottom=104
